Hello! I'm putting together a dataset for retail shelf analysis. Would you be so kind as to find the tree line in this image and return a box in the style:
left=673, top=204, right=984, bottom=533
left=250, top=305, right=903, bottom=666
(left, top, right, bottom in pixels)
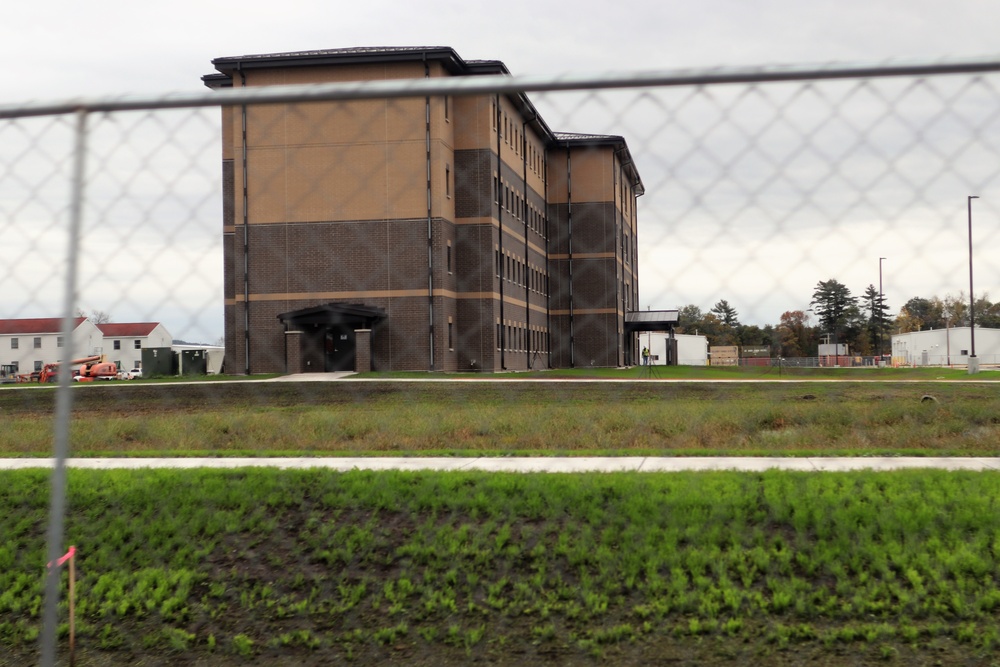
left=676, top=279, right=1000, bottom=357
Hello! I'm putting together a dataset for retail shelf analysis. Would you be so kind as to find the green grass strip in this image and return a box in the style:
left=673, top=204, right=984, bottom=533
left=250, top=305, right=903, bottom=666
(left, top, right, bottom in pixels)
left=4, top=381, right=1000, bottom=457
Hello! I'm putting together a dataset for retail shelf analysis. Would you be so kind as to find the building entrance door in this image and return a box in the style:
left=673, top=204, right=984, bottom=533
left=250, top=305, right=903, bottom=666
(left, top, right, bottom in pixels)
left=325, top=326, right=356, bottom=372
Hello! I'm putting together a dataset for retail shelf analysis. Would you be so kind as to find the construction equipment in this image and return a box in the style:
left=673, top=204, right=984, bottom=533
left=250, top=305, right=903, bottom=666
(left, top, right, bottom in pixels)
left=37, top=355, right=118, bottom=383
left=0, top=364, right=18, bottom=384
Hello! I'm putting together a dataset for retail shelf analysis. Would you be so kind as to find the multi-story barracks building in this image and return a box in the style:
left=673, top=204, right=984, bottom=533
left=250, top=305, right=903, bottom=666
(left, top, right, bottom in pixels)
left=204, top=46, right=646, bottom=374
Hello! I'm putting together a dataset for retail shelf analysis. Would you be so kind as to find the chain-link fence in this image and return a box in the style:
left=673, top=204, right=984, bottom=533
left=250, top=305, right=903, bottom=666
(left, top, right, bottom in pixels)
left=3, top=53, right=1000, bottom=663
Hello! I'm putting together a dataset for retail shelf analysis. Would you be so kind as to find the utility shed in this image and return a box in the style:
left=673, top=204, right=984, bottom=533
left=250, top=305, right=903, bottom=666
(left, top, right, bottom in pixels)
left=645, top=332, right=708, bottom=366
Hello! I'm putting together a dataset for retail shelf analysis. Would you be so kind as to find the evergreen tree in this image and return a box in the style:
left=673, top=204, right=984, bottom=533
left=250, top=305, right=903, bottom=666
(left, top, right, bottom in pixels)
left=862, top=284, right=891, bottom=356
left=809, top=278, right=857, bottom=340
left=710, top=300, right=740, bottom=327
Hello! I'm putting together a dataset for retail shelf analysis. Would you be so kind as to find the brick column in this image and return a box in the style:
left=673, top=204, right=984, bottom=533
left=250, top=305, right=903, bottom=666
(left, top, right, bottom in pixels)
left=355, top=329, right=371, bottom=373
left=285, top=330, right=304, bottom=374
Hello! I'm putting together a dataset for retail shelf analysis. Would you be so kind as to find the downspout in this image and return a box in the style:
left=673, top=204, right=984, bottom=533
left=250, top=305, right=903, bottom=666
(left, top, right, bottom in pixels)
left=522, top=119, right=531, bottom=369
left=566, top=143, right=574, bottom=367
left=424, top=54, right=435, bottom=370
left=496, top=95, right=506, bottom=370
left=614, top=155, right=623, bottom=367
left=238, top=64, right=251, bottom=375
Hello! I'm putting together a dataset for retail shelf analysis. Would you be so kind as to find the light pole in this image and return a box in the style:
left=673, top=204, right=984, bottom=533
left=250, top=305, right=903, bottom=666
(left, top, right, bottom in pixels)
left=878, top=257, right=886, bottom=365
left=968, top=195, right=980, bottom=374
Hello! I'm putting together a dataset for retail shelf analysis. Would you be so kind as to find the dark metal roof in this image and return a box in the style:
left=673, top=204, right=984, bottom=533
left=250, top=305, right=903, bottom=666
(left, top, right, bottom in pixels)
left=278, top=303, right=387, bottom=327
left=553, top=131, right=623, bottom=142
left=220, top=46, right=452, bottom=60
left=211, top=46, right=469, bottom=76
left=625, top=310, right=679, bottom=333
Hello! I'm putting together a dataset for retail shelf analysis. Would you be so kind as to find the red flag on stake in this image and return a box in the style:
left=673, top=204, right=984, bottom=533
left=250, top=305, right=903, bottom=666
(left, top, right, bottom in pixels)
left=47, top=545, right=76, bottom=569
left=46, top=546, right=77, bottom=667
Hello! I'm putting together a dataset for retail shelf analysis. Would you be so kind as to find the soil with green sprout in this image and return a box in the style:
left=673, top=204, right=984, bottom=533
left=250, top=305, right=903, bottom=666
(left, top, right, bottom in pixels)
left=3, top=373, right=1000, bottom=665
left=4, top=469, right=1000, bottom=665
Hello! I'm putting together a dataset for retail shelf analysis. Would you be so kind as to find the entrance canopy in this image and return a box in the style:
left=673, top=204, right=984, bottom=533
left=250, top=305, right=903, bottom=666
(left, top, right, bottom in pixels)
left=625, top=310, right=679, bottom=334
left=277, top=303, right=387, bottom=329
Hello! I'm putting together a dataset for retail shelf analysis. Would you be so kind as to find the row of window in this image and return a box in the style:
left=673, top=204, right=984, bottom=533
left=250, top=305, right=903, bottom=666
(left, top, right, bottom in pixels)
left=491, top=99, right=544, bottom=178
left=494, top=176, right=545, bottom=236
left=9, top=337, right=142, bottom=350
left=496, top=250, right=548, bottom=295
left=496, top=323, right=548, bottom=353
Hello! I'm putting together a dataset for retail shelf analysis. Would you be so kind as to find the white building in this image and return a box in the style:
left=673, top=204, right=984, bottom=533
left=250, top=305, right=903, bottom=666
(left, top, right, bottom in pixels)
left=0, top=318, right=174, bottom=375
left=0, top=317, right=104, bottom=374
left=643, top=332, right=709, bottom=366
left=97, top=322, right=173, bottom=370
left=891, top=327, right=1000, bottom=367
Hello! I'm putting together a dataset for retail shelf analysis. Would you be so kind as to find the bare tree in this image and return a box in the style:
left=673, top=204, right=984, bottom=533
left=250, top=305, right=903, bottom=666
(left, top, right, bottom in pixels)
left=77, top=310, right=112, bottom=324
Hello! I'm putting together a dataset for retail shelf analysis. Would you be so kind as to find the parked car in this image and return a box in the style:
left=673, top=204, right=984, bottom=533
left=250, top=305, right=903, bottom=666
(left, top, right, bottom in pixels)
left=128, top=369, right=142, bottom=379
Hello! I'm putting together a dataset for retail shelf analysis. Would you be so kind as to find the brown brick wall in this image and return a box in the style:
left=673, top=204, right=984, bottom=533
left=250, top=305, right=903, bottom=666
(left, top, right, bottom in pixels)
left=285, top=330, right=304, bottom=373
left=355, top=329, right=371, bottom=372
left=454, top=149, right=493, bottom=219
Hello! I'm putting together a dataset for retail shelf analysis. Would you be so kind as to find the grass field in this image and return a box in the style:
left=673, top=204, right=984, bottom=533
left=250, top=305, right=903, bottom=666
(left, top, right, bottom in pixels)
left=4, top=372, right=1000, bottom=665
left=2, top=376, right=999, bottom=457
left=4, top=468, right=1000, bottom=666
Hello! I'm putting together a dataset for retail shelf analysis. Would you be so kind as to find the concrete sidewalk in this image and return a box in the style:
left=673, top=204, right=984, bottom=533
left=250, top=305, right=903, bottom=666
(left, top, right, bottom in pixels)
left=2, top=457, right=999, bottom=472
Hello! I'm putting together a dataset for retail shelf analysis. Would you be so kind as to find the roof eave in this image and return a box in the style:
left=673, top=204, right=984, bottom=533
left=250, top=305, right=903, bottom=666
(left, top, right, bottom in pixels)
left=211, top=47, right=468, bottom=76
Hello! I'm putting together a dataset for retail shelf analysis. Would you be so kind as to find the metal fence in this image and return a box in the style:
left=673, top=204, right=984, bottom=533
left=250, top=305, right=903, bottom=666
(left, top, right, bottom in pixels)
left=3, top=56, right=1000, bottom=664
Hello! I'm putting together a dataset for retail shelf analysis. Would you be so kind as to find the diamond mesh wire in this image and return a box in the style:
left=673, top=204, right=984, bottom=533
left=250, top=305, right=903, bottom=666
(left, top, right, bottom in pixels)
left=2, top=59, right=1000, bottom=664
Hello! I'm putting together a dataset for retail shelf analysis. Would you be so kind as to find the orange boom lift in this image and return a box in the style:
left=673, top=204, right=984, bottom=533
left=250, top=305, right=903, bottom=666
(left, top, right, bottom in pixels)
left=36, top=355, right=118, bottom=383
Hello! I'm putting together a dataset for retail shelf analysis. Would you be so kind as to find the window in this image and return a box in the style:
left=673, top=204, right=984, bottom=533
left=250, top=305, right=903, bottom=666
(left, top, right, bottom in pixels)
left=10, top=338, right=17, bottom=350
left=444, top=96, right=449, bottom=121
left=114, top=340, right=121, bottom=350
left=33, top=337, right=41, bottom=349
left=134, top=340, right=141, bottom=349
left=445, top=165, right=451, bottom=198
left=34, top=360, right=43, bottom=372
left=448, top=321, right=454, bottom=350
left=447, top=244, right=452, bottom=274
left=496, top=323, right=501, bottom=349
left=9, top=362, right=17, bottom=372
left=57, top=336, right=64, bottom=348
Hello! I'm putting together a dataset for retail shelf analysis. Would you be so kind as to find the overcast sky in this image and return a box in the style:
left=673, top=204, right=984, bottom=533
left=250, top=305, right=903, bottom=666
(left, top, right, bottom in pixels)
left=5, top=0, right=1000, bottom=99
left=4, top=0, right=1000, bottom=339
